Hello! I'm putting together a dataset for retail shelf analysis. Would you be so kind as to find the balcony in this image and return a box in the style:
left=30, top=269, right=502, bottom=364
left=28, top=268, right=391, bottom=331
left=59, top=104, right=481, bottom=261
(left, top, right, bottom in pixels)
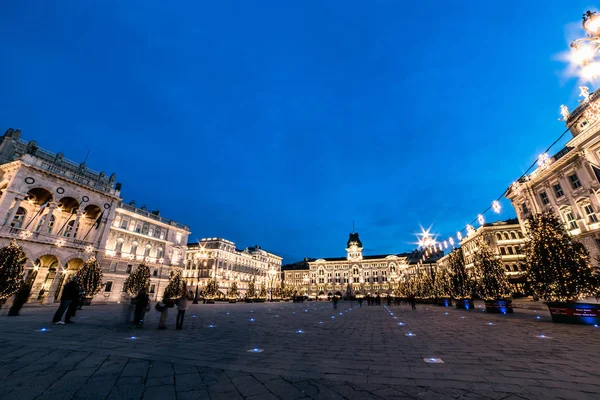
left=0, top=226, right=94, bottom=251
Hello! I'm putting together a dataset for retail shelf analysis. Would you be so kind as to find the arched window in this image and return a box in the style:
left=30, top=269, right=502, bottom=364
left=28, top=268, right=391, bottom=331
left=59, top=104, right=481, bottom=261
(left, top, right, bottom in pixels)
left=517, top=231, right=524, bottom=239
left=510, top=232, right=517, bottom=240
left=502, top=232, right=510, bottom=240
left=36, top=214, right=55, bottom=233
left=11, top=207, right=27, bottom=228
left=496, top=233, right=502, bottom=241
left=63, top=220, right=79, bottom=238
left=500, top=247, right=507, bottom=255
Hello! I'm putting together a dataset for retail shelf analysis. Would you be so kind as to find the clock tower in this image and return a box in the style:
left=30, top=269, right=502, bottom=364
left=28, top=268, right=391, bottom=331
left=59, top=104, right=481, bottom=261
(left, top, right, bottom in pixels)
left=346, top=232, right=363, bottom=262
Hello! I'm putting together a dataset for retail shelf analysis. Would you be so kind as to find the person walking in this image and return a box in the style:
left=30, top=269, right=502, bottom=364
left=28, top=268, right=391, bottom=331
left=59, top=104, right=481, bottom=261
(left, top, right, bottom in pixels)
left=52, top=276, right=79, bottom=324
left=409, top=293, right=417, bottom=310
left=133, top=288, right=150, bottom=326
left=332, top=295, right=338, bottom=310
left=176, top=283, right=188, bottom=330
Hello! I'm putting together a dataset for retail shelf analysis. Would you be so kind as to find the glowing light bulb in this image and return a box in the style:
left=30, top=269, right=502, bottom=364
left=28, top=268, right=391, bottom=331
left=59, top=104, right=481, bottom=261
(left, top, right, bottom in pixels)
left=492, top=200, right=501, bottom=214
left=249, top=318, right=254, bottom=322
left=457, top=232, right=463, bottom=241
left=477, top=214, right=485, bottom=226
left=41, top=328, right=47, bottom=332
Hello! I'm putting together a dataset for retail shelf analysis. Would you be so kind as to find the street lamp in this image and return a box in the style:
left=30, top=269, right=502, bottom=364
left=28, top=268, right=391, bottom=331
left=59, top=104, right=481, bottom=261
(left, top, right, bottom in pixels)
left=193, top=247, right=208, bottom=304
left=268, top=268, right=277, bottom=301
left=569, top=11, right=600, bottom=80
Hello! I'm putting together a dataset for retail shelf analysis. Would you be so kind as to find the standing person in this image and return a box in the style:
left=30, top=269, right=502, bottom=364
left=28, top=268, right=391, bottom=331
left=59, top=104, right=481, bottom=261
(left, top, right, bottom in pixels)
left=158, top=297, right=169, bottom=330
left=52, top=276, right=78, bottom=325
left=332, top=295, right=338, bottom=310
left=133, top=289, right=150, bottom=326
left=376, top=294, right=381, bottom=306
left=66, top=285, right=84, bottom=323
left=387, top=296, right=392, bottom=307
left=176, top=283, right=188, bottom=330
left=358, top=297, right=363, bottom=307
left=410, top=293, right=417, bottom=310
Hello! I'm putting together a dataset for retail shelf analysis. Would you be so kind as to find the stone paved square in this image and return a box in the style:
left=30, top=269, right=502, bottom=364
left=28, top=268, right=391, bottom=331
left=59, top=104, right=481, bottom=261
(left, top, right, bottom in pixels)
left=1, top=301, right=600, bottom=399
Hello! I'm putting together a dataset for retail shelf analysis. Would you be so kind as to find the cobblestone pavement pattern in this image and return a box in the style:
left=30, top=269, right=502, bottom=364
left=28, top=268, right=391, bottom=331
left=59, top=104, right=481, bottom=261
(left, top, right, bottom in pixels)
left=1, top=301, right=599, bottom=399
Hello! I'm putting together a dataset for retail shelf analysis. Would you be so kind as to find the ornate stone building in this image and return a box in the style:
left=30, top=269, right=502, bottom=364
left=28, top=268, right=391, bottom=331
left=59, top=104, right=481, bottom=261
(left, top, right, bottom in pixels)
left=458, top=218, right=527, bottom=292
left=101, top=202, right=190, bottom=302
left=0, top=128, right=190, bottom=304
left=184, top=238, right=282, bottom=297
left=506, top=88, right=600, bottom=265
left=283, top=232, right=429, bottom=297
left=0, top=128, right=120, bottom=304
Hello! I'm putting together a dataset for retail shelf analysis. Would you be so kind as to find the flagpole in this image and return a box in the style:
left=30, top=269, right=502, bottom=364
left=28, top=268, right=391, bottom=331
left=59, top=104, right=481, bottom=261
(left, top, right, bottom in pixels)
left=57, top=210, right=76, bottom=235
left=82, top=211, right=103, bottom=241
left=24, top=202, right=48, bottom=230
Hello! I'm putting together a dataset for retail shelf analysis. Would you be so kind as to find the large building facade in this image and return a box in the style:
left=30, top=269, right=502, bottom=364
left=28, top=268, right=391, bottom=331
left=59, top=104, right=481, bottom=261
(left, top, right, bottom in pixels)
left=0, top=129, right=190, bottom=304
left=284, top=232, right=429, bottom=297
left=506, top=88, right=600, bottom=265
left=458, top=218, right=527, bottom=293
left=101, top=202, right=190, bottom=302
left=184, top=238, right=282, bottom=297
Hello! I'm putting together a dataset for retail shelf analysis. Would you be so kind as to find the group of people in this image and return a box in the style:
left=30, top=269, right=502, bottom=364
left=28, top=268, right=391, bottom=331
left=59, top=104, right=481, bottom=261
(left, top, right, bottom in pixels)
left=52, top=276, right=86, bottom=324
left=351, top=294, right=418, bottom=310
left=132, top=282, right=189, bottom=330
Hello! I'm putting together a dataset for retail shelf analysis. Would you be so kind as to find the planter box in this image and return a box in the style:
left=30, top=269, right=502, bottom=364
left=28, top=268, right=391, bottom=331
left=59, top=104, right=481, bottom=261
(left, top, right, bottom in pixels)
left=82, top=297, right=94, bottom=306
left=484, top=299, right=513, bottom=314
left=547, top=302, right=600, bottom=325
left=436, top=298, right=452, bottom=307
left=455, top=299, right=474, bottom=310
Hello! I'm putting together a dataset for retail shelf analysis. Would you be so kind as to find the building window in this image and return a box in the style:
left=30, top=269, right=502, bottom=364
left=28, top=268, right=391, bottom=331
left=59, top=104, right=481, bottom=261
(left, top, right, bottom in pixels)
left=157, top=247, right=164, bottom=259
left=569, top=174, right=582, bottom=189
left=109, top=261, right=117, bottom=272
left=521, top=202, right=529, bottom=215
left=149, top=284, right=155, bottom=294
left=120, top=218, right=129, bottom=229
left=554, top=184, right=564, bottom=198
left=105, top=281, right=113, bottom=292
left=565, top=211, right=578, bottom=230
left=36, top=214, right=55, bottom=234
left=130, top=242, right=138, bottom=256
left=135, top=222, right=142, bottom=233
left=584, top=204, right=599, bottom=223
left=126, top=264, right=133, bottom=274
left=115, top=240, right=124, bottom=253
left=510, top=232, right=517, bottom=240
left=63, top=220, right=78, bottom=238
left=540, top=191, right=550, bottom=205
left=153, top=269, right=158, bottom=277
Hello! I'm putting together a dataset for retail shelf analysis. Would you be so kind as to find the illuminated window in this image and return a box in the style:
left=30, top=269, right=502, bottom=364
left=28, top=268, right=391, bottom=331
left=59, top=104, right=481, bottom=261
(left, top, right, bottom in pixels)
left=565, top=211, right=578, bottom=230
left=584, top=204, right=599, bottom=223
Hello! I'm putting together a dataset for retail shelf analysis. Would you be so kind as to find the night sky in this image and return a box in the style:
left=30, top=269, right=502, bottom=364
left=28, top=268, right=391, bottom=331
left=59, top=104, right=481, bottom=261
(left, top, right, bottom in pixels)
left=0, top=1, right=593, bottom=263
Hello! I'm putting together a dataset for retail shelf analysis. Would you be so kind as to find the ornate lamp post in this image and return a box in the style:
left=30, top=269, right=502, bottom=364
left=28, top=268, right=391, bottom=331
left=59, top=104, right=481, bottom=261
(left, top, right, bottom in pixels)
left=193, top=247, right=208, bottom=304
left=268, top=268, right=277, bottom=301
left=569, top=11, right=600, bottom=80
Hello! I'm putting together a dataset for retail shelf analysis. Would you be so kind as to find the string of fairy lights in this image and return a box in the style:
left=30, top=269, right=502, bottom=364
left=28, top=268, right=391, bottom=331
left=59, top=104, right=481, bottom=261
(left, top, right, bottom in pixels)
left=414, top=102, right=584, bottom=267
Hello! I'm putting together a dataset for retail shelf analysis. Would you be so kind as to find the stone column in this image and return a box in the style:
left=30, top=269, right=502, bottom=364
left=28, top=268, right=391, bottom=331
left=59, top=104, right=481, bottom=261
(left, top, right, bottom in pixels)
left=3, top=196, right=24, bottom=227
left=70, top=210, right=83, bottom=239
left=39, top=203, right=57, bottom=235
left=44, top=270, right=66, bottom=304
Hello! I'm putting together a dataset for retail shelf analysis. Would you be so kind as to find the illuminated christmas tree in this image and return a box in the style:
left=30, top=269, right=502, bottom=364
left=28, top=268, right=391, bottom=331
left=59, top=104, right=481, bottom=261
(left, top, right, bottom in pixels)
left=246, top=277, right=256, bottom=299
left=258, top=283, right=267, bottom=299
left=163, top=269, right=185, bottom=299
left=228, top=281, right=239, bottom=299
left=123, top=264, right=150, bottom=296
left=433, top=267, right=452, bottom=299
left=524, top=212, right=596, bottom=302
left=448, top=248, right=473, bottom=299
left=204, top=277, right=219, bottom=299
left=472, top=237, right=512, bottom=300
left=76, top=257, right=103, bottom=297
left=0, top=240, right=27, bottom=300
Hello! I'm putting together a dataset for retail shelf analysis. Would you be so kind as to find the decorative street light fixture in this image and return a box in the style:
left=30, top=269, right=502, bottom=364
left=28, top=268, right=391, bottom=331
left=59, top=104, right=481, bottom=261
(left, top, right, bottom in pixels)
left=193, top=247, right=208, bottom=304
left=268, top=268, right=277, bottom=301
left=569, top=11, right=600, bottom=80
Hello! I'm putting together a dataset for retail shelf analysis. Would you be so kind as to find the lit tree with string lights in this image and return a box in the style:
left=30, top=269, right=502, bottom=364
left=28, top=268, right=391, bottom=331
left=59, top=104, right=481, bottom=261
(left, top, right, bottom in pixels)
left=433, top=266, right=452, bottom=303
left=76, top=257, right=103, bottom=299
left=228, top=281, right=239, bottom=301
left=471, top=236, right=513, bottom=312
left=163, top=269, right=185, bottom=300
left=258, top=282, right=267, bottom=300
left=0, top=240, right=27, bottom=302
left=123, top=264, right=150, bottom=297
left=448, top=248, right=474, bottom=308
left=246, top=276, right=256, bottom=300
left=524, top=212, right=595, bottom=302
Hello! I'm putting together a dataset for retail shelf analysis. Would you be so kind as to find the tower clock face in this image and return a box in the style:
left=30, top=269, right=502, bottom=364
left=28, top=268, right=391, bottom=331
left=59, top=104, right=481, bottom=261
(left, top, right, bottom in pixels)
left=351, top=244, right=358, bottom=251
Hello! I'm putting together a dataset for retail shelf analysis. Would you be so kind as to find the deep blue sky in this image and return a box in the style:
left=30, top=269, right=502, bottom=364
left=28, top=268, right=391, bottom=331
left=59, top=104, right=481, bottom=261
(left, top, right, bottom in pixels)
left=0, top=1, right=594, bottom=263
